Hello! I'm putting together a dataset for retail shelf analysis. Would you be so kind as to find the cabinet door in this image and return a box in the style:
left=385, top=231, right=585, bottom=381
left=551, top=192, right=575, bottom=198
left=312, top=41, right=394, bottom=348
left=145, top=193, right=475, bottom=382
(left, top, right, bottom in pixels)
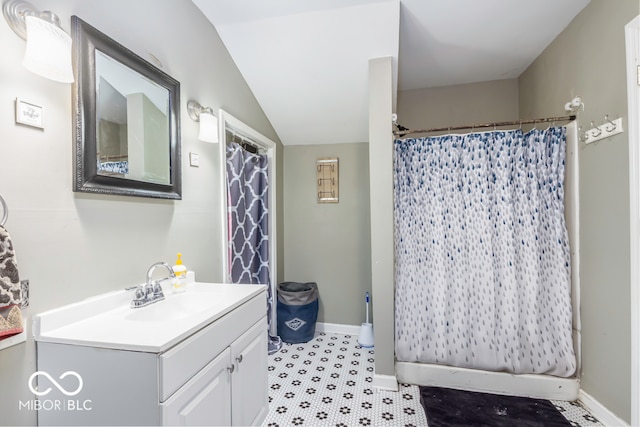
left=163, top=348, right=232, bottom=426
left=230, top=317, right=268, bottom=426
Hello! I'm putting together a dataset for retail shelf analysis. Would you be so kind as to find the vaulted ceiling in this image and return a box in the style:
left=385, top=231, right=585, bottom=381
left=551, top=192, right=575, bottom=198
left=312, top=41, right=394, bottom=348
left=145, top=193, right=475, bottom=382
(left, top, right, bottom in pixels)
left=193, top=0, right=591, bottom=145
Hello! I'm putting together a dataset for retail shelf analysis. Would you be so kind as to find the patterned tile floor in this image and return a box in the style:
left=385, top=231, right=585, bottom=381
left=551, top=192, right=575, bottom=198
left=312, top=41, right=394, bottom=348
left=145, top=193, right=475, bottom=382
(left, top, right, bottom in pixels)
left=263, top=332, right=603, bottom=427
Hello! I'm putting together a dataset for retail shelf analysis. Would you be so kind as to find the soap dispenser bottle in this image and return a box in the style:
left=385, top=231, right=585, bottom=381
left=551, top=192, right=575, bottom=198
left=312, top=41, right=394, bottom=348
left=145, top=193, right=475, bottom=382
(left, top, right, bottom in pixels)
left=172, top=253, right=187, bottom=293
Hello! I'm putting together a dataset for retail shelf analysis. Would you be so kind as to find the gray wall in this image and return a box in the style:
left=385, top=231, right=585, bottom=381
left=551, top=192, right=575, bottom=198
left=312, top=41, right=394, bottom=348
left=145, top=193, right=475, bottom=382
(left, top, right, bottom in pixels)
left=0, top=1, right=281, bottom=425
left=283, top=143, right=371, bottom=325
left=396, top=79, right=519, bottom=131
left=519, top=0, right=638, bottom=422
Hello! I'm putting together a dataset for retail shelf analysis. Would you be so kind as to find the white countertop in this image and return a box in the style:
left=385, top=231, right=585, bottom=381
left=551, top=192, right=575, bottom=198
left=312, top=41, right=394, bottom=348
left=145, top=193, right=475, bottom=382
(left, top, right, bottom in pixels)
left=33, top=282, right=266, bottom=353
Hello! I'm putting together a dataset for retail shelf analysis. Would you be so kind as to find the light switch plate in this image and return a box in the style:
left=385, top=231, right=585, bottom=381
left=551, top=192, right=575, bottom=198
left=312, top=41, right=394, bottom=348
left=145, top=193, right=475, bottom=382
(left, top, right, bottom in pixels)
left=189, top=152, right=199, bottom=167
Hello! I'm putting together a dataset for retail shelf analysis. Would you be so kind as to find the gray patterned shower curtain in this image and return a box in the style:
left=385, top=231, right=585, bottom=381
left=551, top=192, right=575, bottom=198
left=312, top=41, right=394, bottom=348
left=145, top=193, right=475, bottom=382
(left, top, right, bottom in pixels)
left=226, top=141, right=281, bottom=354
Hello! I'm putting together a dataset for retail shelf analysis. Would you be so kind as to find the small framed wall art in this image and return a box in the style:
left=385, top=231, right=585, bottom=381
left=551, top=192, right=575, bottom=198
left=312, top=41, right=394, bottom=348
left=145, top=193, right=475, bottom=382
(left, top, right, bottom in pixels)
left=316, top=157, right=339, bottom=203
left=15, top=98, right=44, bottom=129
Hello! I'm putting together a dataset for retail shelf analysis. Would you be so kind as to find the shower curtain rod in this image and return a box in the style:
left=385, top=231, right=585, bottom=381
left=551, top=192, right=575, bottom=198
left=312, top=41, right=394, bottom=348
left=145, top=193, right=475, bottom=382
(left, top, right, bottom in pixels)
left=227, top=128, right=261, bottom=154
left=393, top=114, right=577, bottom=137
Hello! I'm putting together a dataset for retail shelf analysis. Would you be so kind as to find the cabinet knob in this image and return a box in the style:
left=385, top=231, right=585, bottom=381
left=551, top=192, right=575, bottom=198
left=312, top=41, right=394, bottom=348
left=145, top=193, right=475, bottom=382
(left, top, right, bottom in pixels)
left=236, top=354, right=243, bottom=364
left=227, top=364, right=235, bottom=374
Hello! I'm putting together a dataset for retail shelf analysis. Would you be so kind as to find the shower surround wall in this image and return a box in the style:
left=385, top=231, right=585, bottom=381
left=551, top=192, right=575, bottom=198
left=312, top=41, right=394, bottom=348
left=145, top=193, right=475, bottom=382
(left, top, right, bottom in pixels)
left=0, top=1, right=283, bottom=425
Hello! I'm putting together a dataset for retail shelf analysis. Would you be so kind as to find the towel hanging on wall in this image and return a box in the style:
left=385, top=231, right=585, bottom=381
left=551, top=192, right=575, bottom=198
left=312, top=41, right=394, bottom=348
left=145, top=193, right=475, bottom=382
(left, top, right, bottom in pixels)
left=0, top=224, right=23, bottom=339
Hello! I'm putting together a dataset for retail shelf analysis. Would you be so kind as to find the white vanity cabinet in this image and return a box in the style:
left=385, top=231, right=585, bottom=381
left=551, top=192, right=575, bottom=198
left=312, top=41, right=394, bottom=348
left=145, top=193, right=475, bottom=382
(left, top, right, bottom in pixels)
left=162, top=317, right=268, bottom=426
left=230, top=316, right=270, bottom=426
left=33, top=283, right=268, bottom=427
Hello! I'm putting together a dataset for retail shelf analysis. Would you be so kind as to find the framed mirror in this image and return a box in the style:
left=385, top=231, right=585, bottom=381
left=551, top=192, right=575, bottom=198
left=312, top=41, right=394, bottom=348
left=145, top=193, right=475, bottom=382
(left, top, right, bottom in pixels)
left=71, top=16, right=181, bottom=199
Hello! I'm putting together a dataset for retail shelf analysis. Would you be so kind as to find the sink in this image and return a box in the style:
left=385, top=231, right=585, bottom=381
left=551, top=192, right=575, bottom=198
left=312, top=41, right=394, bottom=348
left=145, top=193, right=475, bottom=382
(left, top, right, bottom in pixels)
left=125, top=292, right=218, bottom=322
left=33, top=282, right=267, bottom=352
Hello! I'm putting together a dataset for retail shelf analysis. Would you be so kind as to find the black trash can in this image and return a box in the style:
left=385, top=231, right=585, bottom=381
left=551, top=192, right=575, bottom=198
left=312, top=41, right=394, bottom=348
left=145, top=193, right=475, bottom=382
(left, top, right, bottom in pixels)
left=277, top=282, right=319, bottom=343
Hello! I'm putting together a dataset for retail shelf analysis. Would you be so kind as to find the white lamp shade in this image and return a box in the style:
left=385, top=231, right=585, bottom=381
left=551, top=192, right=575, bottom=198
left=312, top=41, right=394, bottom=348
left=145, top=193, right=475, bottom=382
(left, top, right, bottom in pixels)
left=23, top=15, right=74, bottom=83
left=198, top=111, right=218, bottom=143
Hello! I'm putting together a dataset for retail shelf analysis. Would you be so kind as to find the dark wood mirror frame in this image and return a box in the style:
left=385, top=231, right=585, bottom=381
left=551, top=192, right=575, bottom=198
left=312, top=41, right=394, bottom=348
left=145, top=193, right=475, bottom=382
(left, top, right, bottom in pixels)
left=71, top=15, right=182, bottom=199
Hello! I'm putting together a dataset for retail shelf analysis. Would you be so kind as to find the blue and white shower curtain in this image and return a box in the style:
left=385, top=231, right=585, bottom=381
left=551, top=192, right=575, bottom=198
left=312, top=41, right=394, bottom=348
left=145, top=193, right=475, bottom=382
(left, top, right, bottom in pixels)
left=226, top=142, right=281, bottom=354
left=394, top=127, right=576, bottom=377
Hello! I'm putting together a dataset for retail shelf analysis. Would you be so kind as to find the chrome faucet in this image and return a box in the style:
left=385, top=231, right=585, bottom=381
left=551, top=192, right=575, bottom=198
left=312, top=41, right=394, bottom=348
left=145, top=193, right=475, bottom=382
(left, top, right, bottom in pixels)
left=131, top=262, right=176, bottom=308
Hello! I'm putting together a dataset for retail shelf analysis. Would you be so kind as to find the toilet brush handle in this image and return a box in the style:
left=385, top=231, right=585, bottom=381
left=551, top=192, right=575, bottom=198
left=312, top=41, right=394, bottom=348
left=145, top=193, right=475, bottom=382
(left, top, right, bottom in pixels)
left=365, top=292, right=370, bottom=323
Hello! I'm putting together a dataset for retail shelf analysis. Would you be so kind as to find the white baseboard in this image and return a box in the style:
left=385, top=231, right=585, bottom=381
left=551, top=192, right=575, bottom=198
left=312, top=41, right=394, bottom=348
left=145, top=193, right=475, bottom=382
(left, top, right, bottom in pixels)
left=315, top=322, right=361, bottom=335
left=579, top=389, right=628, bottom=426
left=374, top=374, right=399, bottom=391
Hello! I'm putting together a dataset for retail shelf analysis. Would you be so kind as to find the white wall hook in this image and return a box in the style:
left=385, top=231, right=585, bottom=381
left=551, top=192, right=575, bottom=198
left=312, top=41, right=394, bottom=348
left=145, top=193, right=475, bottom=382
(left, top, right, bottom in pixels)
left=584, top=117, right=624, bottom=144
left=604, top=115, right=617, bottom=132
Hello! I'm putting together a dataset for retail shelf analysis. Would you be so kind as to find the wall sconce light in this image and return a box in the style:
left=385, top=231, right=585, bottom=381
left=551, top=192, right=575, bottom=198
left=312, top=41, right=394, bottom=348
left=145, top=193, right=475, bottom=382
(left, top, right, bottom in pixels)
left=2, top=0, right=74, bottom=83
left=187, top=100, right=218, bottom=143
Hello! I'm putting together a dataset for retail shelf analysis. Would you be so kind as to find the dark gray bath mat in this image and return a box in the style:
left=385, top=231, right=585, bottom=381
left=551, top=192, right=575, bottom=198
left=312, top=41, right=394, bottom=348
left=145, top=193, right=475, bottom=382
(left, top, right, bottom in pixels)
left=419, top=386, right=572, bottom=426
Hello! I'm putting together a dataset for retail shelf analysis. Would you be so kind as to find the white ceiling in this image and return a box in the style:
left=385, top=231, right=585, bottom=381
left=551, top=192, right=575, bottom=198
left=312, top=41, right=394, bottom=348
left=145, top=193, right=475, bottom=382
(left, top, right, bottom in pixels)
left=193, top=0, right=590, bottom=145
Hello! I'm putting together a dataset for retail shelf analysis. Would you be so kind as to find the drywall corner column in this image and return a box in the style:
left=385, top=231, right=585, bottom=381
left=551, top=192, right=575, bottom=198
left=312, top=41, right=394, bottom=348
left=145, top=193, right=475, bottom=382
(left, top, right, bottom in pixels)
left=368, top=56, right=396, bottom=390
left=626, top=15, right=640, bottom=427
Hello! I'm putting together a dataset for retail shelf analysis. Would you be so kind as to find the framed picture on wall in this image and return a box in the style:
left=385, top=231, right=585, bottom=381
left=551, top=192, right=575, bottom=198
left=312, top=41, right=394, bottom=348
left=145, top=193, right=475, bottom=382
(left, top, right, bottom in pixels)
left=316, top=157, right=339, bottom=203
left=15, top=98, right=44, bottom=129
